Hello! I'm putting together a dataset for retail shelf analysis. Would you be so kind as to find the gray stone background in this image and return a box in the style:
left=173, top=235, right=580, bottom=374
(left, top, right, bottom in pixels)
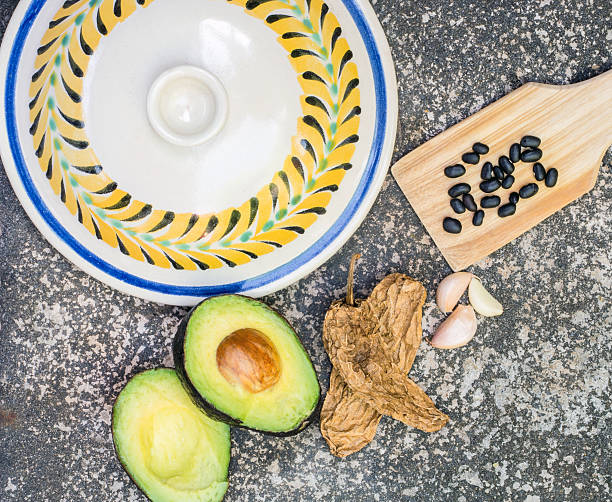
left=1, top=0, right=610, bottom=500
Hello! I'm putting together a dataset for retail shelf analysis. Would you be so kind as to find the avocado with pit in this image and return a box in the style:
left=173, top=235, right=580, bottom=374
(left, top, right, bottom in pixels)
left=112, top=368, right=230, bottom=502
left=174, top=295, right=320, bottom=435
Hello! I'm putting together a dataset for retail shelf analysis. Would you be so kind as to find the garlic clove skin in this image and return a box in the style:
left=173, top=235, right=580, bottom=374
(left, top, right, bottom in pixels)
left=468, top=278, right=503, bottom=317
left=436, top=272, right=473, bottom=313
left=430, top=305, right=478, bottom=349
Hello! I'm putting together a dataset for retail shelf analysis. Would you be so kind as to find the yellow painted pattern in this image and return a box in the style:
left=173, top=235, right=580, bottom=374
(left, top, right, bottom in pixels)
left=28, top=0, right=361, bottom=270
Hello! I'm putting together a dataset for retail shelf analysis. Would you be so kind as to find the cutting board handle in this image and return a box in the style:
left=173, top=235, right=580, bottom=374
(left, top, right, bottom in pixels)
left=534, top=69, right=612, bottom=136
left=525, top=69, right=612, bottom=190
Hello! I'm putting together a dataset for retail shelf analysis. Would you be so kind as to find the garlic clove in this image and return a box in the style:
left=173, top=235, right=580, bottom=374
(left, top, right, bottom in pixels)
left=430, top=305, right=478, bottom=349
left=468, top=278, right=503, bottom=317
left=436, top=272, right=473, bottom=313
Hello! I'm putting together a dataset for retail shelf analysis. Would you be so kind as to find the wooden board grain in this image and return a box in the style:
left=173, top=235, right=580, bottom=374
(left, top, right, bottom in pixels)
left=392, top=70, right=612, bottom=271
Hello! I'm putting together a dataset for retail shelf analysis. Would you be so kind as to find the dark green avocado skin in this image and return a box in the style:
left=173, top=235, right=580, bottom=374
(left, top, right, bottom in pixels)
left=172, top=295, right=321, bottom=437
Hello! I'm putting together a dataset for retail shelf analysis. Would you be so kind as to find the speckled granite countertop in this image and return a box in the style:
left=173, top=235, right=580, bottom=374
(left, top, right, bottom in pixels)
left=1, top=0, right=610, bottom=500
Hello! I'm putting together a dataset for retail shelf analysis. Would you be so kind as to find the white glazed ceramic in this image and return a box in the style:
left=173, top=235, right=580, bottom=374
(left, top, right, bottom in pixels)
left=147, top=65, right=229, bottom=146
left=0, top=0, right=397, bottom=305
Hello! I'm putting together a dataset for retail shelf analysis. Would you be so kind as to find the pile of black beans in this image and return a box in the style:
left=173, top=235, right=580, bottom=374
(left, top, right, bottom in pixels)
left=443, top=135, right=559, bottom=234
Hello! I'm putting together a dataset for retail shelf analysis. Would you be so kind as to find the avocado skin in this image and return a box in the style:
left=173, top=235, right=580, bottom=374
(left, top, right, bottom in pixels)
left=173, top=294, right=321, bottom=437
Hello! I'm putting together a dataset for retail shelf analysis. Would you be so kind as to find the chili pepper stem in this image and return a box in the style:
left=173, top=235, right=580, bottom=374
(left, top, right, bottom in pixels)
left=346, top=253, right=361, bottom=306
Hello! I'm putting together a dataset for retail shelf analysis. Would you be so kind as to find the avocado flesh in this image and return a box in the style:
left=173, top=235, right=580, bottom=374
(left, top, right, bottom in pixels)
left=112, top=369, right=230, bottom=502
left=182, top=295, right=320, bottom=433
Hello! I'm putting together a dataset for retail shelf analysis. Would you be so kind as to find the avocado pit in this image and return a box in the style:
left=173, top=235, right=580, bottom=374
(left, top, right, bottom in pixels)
left=216, top=328, right=281, bottom=393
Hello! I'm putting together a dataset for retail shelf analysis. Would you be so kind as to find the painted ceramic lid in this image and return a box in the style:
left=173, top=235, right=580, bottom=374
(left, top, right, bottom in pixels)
left=0, top=0, right=397, bottom=305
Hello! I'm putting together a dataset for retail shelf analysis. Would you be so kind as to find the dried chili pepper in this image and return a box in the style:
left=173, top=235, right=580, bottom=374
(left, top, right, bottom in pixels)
left=320, top=255, right=449, bottom=457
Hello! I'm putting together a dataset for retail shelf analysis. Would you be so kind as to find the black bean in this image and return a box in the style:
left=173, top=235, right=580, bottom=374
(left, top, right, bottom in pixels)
left=510, top=192, right=519, bottom=204
left=520, top=135, right=541, bottom=148
left=533, top=162, right=546, bottom=181
left=462, top=193, right=477, bottom=212
left=444, top=164, right=466, bottom=178
left=545, top=168, right=558, bottom=187
left=509, top=143, right=521, bottom=163
left=443, top=217, right=462, bottom=234
left=448, top=183, right=471, bottom=197
left=519, top=183, right=539, bottom=198
left=498, top=203, right=516, bottom=217
left=462, top=152, right=480, bottom=164
left=521, top=148, right=542, bottom=162
left=480, top=179, right=501, bottom=193
left=472, top=210, right=484, bottom=226
left=493, top=166, right=504, bottom=180
left=501, top=175, right=515, bottom=189
left=448, top=183, right=472, bottom=197
left=473, top=142, right=489, bottom=155
left=481, top=162, right=493, bottom=180
left=499, top=156, right=515, bottom=174
left=450, top=198, right=466, bottom=214
left=481, top=195, right=501, bottom=208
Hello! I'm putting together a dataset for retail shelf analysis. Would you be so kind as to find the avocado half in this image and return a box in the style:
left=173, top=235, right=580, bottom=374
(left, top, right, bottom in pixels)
left=112, top=368, right=230, bottom=502
left=173, top=295, right=321, bottom=436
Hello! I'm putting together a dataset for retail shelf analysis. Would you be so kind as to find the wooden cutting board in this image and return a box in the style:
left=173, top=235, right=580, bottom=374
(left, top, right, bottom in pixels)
left=392, top=70, right=612, bottom=271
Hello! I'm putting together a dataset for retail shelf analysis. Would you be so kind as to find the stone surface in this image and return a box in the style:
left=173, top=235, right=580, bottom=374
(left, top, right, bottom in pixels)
left=0, top=0, right=610, bottom=501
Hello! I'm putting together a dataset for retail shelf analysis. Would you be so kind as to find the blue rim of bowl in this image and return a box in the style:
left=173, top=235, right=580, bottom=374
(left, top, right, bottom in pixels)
left=5, top=0, right=387, bottom=296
